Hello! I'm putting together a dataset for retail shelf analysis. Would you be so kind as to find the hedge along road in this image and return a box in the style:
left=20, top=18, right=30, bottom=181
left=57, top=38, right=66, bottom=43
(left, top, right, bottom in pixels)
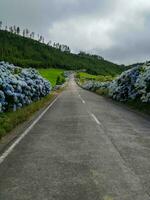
left=0, top=76, right=150, bottom=200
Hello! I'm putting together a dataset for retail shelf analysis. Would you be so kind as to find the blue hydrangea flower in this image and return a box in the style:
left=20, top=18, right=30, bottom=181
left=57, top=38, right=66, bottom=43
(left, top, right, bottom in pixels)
left=0, top=62, right=51, bottom=112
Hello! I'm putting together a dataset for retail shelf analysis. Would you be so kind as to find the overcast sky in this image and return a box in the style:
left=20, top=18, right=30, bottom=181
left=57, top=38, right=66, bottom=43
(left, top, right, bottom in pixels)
left=0, top=0, right=150, bottom=64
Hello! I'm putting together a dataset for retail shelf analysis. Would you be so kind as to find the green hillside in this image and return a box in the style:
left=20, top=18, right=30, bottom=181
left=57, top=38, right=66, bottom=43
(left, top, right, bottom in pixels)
left=0, top=30, right=123, bottom=76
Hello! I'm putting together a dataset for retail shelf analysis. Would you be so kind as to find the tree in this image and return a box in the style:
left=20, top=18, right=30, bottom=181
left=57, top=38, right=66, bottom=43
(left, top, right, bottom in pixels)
left=9, top=26, right=13, bottom=33
left=31, top=32, right=35, bottom=39
left=38, top=35, right=43, bottom=42
left=25, top=29, right=29, bottom=37
left=65, top=46, right=71, bottom=53
left=29, top=32, right=35, bottom=39
left=60, top=44, right=70, bottom=53
left=0, top=21, right=2, bottom=30
left=37, top=34, right=40, bottom=40
left=23, top=29, right=26, bottom=37
left=59, top=44, right=62, bottom=50
left=55, top=43, right=60, bottom=49
left=56, top=75, right=61, bottom=85
left=13, top=25, right=17, bottom=34
left=47, top=40, right=52, bottom=46
left=16, top=27, right=20, bottom=35
left=53, top=42, right=56, bottom=48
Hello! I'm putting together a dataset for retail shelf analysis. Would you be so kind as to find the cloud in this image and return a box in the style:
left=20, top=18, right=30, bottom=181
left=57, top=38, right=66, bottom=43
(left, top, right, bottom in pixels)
left=49, top=16, right=115, bottom=51
left=0, top=0, right=150, bottom=64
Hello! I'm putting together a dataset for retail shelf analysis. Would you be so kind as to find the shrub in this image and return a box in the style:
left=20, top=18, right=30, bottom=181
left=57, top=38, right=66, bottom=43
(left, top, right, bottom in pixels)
left=0, top=61, right=51, bottom=112
left=109, top=65, right=150, bottom=102
left=56, top=74, right=65, bottom=85
left=80, top=63, right=150, bottom=103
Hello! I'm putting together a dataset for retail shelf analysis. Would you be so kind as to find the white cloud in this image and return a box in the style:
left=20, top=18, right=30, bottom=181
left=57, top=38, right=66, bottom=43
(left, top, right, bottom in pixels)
left=1, top=0, right=150, bottom=64
left=48, top=0, right=150, bottom=63
left=49, top=16, right=115, bottom=51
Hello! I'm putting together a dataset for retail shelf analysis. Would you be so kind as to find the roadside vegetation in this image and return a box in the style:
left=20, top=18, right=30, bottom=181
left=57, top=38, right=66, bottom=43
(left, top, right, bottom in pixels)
left=0, top=92, right=57, bottom=140
left=38, top=68, right=65, bottom=87
left=0, top=62, right=51, bottom=113
left=78, top=64, right=150, bottom=115
left=76, top=72, right=114, bottom=83
left=0, top=63, right=65, bottom=140
left=124, top=101, right=150, bottom=116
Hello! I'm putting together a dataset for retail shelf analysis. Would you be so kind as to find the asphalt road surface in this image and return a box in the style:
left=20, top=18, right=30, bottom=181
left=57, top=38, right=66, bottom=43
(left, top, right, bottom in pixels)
left=0, top=77, right=150, bottom=200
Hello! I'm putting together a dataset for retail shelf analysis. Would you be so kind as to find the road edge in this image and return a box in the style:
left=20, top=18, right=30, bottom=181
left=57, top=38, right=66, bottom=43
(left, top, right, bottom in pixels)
left=0, top=94, right=60, bottom=163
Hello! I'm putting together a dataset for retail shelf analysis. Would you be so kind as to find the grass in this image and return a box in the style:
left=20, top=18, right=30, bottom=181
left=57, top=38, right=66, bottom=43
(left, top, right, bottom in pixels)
left=77, top=72, right=98, bottom=79
left=77, top=72, right=114, bottom=83
left=0, top=92, right=57, bottom=140
left=94, top=89, right=150, bottom=116
left=125, top=101, right=150, bottom=116
left=38, top=68, right=64, bottom=87
left=95, top=88, right=109, bottom=96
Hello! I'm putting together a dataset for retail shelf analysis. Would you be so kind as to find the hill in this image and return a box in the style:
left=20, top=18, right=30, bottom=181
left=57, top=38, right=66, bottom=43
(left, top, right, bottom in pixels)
left=0, top=30, right=123, bottom=76
left=126, top=61, right=150, bottom=69
left=126, top=62, right=144, bottom=69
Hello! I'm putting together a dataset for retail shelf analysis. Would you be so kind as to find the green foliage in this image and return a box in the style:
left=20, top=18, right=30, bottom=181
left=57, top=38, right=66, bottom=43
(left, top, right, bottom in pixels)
left=78, top=72, right=114, bottom=83
left=38, top=68, right=64, bottom=87
left=0, top=30, right=123, bottom=75
left=125, top=100, right=150, bottom=115
left=75, top=73, right=80, bottom=79
left=56, top=74, right=65, bottom=85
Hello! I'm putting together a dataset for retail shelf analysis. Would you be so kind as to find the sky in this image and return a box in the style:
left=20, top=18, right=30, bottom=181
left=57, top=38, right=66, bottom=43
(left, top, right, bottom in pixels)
left=0, top=0, right=150, bottom=65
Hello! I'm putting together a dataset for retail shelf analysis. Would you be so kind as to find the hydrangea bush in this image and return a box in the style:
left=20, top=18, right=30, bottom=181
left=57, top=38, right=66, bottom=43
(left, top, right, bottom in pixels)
left=108, top=67, right=140, bottom=101
left=0, top=62, right=51, bottom=112
left=82, top=81, right=109, bottom=92
left=81, top=64, right=150, bottom=103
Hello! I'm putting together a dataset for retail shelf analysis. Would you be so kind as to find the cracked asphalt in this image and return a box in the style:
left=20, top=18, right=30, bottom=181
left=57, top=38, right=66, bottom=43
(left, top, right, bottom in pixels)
left=0, top=77, right=150, bottom=200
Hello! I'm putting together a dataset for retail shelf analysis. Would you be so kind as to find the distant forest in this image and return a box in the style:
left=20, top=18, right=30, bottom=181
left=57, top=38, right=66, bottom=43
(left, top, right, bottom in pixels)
left=0, top=22, right=123, bottom=76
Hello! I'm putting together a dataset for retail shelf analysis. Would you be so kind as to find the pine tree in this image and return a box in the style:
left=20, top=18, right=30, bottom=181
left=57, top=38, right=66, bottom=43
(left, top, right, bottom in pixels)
left=23, top=29, right=26, bottom=37
left=17, top=27, right=20, bottom=35
left=0, top=21, right=2, bottom=30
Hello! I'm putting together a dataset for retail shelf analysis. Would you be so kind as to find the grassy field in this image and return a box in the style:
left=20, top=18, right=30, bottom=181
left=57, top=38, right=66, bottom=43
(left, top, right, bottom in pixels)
left=38, top=68, right=64, bottom=87
left=77, top=72, right=114, bottom=83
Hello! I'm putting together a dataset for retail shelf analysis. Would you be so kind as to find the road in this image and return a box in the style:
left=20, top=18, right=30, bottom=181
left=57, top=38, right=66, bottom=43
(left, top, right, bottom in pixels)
left=0, top=77, right=150, bottom=200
